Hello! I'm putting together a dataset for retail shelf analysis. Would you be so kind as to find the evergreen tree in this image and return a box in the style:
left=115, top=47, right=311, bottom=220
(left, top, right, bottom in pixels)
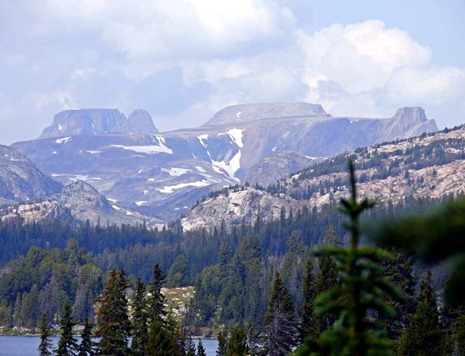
left=226, top=324, right=249, bottom=356
left=56, top=302, right=78, bottom=356
left=148, top=263, right=167, bottom=322
left=296, top=160, right=403, bottom=356
left=95, top=269, right=131, bottom=356
left=216, top=330, right=228, bottom=356
left=398, top=270, right=448, bottom=355
left=167, top=255, right=190, bottom=287
left=78, top=317, right=94, bottom=356
left=314, top=253, right=337, bottom=334
left=38, top=314, right=53, bottom=356
left=197, top=339, right=207, bottom=356
left=131, top=278, right=148, bottom=356
left=186, top=338, right=196, bottom=356
left=146, top=318, right=175, bottom=356
left=264, top=272, right=298, bottom=355
left=300, top=258, right=318, bottom=342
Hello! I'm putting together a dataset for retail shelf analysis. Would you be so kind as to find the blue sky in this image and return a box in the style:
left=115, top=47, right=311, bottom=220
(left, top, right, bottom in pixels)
left=0, top=0, right=464, bottom=144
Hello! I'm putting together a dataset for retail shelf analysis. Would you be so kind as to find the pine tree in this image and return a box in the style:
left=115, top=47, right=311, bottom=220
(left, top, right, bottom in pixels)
left=148, top=263, right=167, bottom=322
left=186, top=337, right=196, bottom=356
left=314, top=253, right=338, bottom=334
left=131, top=278, right=148, bottom=356
left=264, top=272, right=298, bottom=355
left=296, top=160, right=403, bottom=356
left=226, top=324, right=249, bottom=356
left=216, top=330, right=228, bottom=356
left=78, top=317, right=94, bottom=356
left=95, top=269, right=131, bottom=356
left=38, top=314, right=53, bottom=356
left=300, top=258, right=318, bottom=342
left=56, top=302, right=78, bottom=356
left=146, top=318, right=174, bottom=356
left=197, top=339, right=207, bottom=356
left=398, top=270, right=448, bottom=355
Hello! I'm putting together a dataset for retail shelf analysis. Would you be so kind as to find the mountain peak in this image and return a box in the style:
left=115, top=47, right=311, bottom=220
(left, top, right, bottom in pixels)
left=203, top=102, right=328, bottom=127
left=39, top=108, right=158, bottom=139
left=392, top=107, right=428, bottom=123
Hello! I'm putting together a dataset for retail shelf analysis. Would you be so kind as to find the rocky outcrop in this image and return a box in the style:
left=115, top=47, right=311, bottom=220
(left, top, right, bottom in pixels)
left=243, top=151, right=321, bottom=187
left=181, top=186, right=302, bottom=232
left=0, top=145, right=62, bottom=206
left=203, top=102, right=328, bottom=127
left=0, top=180, right=163, bottom=227
left=39, top=109, right=158, bottom=139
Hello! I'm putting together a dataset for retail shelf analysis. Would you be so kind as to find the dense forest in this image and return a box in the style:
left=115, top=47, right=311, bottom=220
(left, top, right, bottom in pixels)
left=0, top=166, right=464, bottom=354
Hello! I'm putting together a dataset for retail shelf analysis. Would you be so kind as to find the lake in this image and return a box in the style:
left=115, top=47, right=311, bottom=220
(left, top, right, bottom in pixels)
left=0, top=336, right=218, bottom=355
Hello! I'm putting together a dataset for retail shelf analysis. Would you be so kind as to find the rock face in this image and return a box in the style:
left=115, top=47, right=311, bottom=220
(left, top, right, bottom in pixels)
left=12, top=103, right=438, bottom=221
left=0, top=180, right=162, bottom=227
left=39, top=109, right=158, bottom=139
left=243, top=151, right=321, bottom=187
left=181, top=186, right=302, bottom=232
left=0, top=144, right=62, bottom=206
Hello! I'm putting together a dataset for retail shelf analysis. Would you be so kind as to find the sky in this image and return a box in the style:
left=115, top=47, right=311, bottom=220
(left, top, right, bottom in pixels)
left=0, top=0, right=464, bottom=145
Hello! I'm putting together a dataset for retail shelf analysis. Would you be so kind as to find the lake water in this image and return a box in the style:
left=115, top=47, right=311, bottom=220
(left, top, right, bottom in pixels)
left=0, top=336, right=218, bottom=355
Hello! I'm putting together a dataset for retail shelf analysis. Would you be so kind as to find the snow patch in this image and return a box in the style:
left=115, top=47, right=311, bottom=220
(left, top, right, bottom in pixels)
left=135, top=201, right=148, bottom=206
left=219, top=128, right=244, bottom=148
left=197, top=134, right=208, bottom=148
left=196, top=166, right=206, bottom=173
left=272, top=146, right=277, bottom=152
left=52, top=151, right=57, bottom=154
left=58, top=123, right=63, bottom=131
left=236, top=111, right=241, bottom=119
left=86, top=150, right=101, bottom=154
left=112, top=205, right=121, bottom=211
left=111, top=142, right=172, bottom=155
left=158, top=181, right=211, bottom=194
left=162, top=167, right=190, bottom=177
left=55, top=137, right=71, bottom=144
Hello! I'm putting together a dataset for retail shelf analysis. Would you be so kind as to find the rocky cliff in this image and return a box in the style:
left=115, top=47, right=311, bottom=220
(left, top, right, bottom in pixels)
left=39, top=109, right=158, bottom=138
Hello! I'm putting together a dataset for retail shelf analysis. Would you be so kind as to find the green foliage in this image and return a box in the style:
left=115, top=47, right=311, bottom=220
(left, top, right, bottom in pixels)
left=300, top=258, right=317, bottom=341
left=56, top=302, right=78, bottom=356
left=167, top=254, right=190, bottom=287
left=296, top=160, right=403, bottom=356
left=95, top=269, right=131, bottom=356
left=398, top=270, right=449, bottom=356
left=197, top=339, right=207, bottom=356
left=131, top=278, right=148, bottom=356
left=78, top=317, right=95, bottom=356
left=265, top=272, right=298, bottom=355
left=38, top=314, right=53, bottom=356
left=366, top=196, right=465, bottom=306
left=226, top=324, right=249, bottom=356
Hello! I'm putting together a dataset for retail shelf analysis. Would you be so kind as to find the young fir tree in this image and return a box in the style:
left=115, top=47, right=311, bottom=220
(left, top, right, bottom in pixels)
left=78, top=317, right=94, bottom=356
left=226, top=324, right=249, bottom=356
left=186, top=337, right=196, bottom=356
left=398, top=270, right=449, bottom=355
left=56, top=302, right=78, bottom=356
left=131, top=278, right=148, bottom=356
left=216, top=330, right=228, bottom=356
left=146, top=264, right=176, bottom=355
left=38, top=314, right=53, bottom=356
left=197, top=339, right=207, bottom=356
left=264, top=272, right=298, bottom=355
left=300, top=258, right=318, bottom=342
left=296, top=160, right=403, bottom=356
left=95, top=269, right=131, bottom=356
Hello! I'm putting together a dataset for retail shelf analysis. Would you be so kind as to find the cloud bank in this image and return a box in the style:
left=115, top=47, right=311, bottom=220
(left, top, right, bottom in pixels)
left=0, top=1, right=463, bottom=144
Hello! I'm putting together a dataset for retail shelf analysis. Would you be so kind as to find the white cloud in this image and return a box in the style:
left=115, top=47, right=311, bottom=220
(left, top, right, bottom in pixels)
left=296, top=20, right=465, bottom=124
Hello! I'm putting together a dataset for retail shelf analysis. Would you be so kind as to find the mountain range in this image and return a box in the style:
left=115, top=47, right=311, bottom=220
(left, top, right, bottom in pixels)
left=7, top=103, right=437, bottom=224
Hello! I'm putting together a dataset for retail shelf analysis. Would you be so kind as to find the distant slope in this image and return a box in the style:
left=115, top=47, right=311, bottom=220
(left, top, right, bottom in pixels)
left=0, top=144, right=62, bottom=206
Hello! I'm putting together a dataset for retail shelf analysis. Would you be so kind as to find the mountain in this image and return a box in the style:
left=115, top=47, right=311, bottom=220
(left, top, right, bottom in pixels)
left=181, top=125, right=464, bottom=232
left=39, top=109, right=158, bottom=138
left=0, top=180, right=162, bottom=227
left=12, top=103, right=437, bottom=221
left=0, top=144, right=62, bottom=206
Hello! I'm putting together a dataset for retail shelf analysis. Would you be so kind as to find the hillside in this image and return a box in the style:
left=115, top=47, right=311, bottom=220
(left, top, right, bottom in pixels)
left=182, top=125, right=464, bottom=232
